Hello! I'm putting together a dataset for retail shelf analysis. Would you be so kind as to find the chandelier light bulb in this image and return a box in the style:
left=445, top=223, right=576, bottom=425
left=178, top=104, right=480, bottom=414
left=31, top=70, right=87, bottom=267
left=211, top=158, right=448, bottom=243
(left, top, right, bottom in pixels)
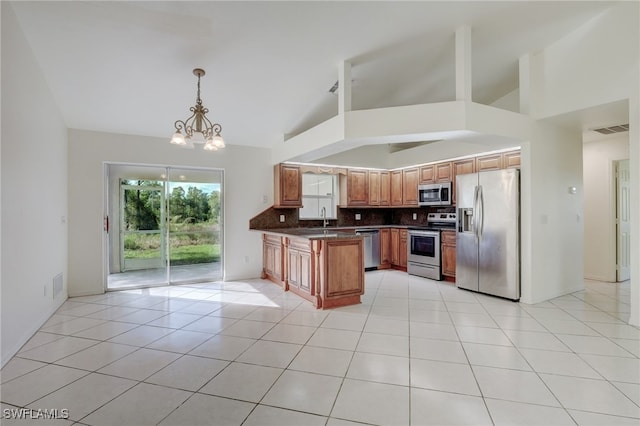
left=212, top=133, right=225, bottom=148
left=170, top=131, right=186, bottom=145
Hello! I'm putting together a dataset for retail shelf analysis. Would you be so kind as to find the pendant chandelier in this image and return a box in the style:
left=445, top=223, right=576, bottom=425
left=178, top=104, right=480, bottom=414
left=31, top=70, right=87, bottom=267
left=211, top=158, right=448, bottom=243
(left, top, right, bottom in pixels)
left=170, top=68, right=225, bottom=151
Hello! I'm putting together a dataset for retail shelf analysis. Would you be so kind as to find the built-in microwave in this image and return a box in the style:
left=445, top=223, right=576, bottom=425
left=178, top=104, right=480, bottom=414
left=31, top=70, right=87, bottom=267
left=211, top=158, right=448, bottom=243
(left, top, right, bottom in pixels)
left=418, top=182, right=452, bottom=206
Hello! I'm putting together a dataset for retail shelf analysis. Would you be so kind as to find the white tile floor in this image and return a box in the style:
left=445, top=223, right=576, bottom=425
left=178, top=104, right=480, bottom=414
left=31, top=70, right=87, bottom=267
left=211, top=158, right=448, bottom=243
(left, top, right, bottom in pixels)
left=1, top=271, right=638, bottom=425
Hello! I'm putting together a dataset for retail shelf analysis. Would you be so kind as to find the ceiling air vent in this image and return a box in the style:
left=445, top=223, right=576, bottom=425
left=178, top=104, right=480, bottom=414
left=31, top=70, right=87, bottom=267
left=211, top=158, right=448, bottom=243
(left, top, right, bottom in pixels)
left=591, top=124, right=629, bottom=135
left=328, top=81, right=339, bottom=94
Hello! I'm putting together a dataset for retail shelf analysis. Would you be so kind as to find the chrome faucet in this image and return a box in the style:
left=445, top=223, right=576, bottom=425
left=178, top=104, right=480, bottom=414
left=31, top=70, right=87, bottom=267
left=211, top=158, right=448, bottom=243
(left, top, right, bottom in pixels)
left=321, top=207, right=329, bottom=228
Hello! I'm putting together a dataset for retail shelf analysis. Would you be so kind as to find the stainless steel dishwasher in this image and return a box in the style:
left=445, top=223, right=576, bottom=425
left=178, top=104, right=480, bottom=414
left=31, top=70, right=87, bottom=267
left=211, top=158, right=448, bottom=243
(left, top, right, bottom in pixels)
left=355, top=229, right=380, bottom=270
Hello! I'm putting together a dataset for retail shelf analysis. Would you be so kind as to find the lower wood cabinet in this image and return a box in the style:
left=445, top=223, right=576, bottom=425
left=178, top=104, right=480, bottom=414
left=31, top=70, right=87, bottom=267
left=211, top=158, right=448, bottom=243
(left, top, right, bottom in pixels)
left=441, top=230, right=456, bottom=279
left=262, top=234, right=284, bottom=285
left=262, top=233, right=364, bottom=309
left=399, top=229, right=408, bottom=269
left=389, top=228, right=407, bottom=270
left=379, top=228, right=391, bottom=268
left=287, top=238, right=313, bottom=296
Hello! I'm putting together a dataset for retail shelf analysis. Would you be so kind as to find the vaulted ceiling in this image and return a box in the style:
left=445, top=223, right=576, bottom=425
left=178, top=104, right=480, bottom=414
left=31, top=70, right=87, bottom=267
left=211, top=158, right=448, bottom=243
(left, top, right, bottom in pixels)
left=9, top=1, right=616, bottom=149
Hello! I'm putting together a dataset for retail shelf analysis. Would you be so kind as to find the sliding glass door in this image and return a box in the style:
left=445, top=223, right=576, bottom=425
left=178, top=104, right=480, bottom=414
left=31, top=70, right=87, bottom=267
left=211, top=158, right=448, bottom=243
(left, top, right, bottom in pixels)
left=167, top=168, right=222, bottom=284
left=106, top=164, right=223, bottom=290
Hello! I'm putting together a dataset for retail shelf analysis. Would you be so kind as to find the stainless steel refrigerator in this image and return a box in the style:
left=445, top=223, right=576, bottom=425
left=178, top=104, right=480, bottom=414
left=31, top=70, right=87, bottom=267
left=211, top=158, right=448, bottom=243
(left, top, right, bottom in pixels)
left=456, top=169, right=520, bottom=300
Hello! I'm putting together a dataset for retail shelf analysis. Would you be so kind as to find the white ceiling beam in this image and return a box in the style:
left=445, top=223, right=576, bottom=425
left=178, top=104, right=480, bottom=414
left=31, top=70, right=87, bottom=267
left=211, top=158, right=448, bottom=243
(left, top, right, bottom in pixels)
left=338, top=61, right=352, bottom=114
left=455, top=25, right=472, bottom=101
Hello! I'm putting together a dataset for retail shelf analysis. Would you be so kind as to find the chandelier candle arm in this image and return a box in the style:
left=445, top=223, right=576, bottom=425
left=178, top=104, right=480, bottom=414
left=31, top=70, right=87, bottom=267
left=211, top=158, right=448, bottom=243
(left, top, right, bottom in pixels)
left=170, top=68, right=225, bottom=150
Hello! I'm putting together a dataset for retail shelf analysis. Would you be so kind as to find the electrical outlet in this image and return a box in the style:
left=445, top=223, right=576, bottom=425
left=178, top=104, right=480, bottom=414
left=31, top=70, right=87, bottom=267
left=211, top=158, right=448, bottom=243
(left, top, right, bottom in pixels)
left=244, top=256, right=250, bottom=263
left=262, top=195, right=268, bottom=204
left=413, top=213, right=417, bottom=220
left=279, top=214, right=285, bottom=222
left=355, top=213, right=361, bottom=220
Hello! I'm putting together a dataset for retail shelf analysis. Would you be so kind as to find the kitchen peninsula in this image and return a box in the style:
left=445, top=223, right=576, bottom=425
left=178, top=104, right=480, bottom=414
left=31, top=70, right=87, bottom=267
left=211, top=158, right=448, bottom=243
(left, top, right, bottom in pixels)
left=260, top=228, right=364, bottom=309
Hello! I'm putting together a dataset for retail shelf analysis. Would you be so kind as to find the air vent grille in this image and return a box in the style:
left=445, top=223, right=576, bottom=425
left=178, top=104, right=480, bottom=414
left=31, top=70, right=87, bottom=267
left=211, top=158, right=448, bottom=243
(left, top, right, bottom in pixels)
left=592, top=124, right=629, bottom=135
left=328, top=81, right=339, bottom=94
left=53, top=273, right=63, bottom=298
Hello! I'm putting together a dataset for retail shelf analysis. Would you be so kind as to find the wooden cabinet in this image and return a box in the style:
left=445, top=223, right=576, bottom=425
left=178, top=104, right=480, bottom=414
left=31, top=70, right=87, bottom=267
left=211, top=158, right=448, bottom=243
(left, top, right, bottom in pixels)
left=286, top=238, right=314, bottom=297
left=263, top=233, right=364, bottom=309
left=390, top=228, right=407, bottom=270
left=347, top=169, right=369, bottom=206
left=379, top=228, right=391, bottom=267
left=476, top=153, right=503, bottom=171
left=503, top=150, right=521, bottom=169
left=419, top=165, right=435, bottom=184
left=435, top=162, right=452, bottom=183
left=262, top=234, right=284, bottom=286
left=441, top=230, right=456, bottom=279
left=402, top=168, right=419, bottom=205
left=390, top=170, right=403, bottom=206
left=368, top=170, right=381, bottom=206
left=379, top=171, right=390, bottom=206
left=274, top=164, right=302, bottom=207
left=390, top=228, right=400, bottom=265
left=452, top=158, right=475, bottom=203
left=399, top=229, right=408, bottom=269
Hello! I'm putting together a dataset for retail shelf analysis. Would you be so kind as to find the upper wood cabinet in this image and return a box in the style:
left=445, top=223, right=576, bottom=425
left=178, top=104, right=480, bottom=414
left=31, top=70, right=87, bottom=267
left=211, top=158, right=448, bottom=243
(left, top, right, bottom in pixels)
left=368, top=170, right=381, bottom=206
left=380, top=171, right=391, bottom=206
left=419, top=165, right=435, bottom=184
left=476, top=153, right=503, bottom=171
left=402, top=168, right=419, bottom=205
left=347, top=169, right=369, bottom=206
left=274, top=164, right=302, bottom=207
left=390, top=170, right=403, bottom=206
left=435, top=162, right=452, bottom=183
left=503, top=150, right=521, bottom=169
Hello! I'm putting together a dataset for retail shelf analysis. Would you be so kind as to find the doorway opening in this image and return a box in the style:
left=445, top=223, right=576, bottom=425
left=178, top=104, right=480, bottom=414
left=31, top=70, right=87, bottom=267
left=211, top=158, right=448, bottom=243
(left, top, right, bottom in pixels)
left=105, top=163, right=224, bottom=290
left=615, top=159, right=630, bottom=282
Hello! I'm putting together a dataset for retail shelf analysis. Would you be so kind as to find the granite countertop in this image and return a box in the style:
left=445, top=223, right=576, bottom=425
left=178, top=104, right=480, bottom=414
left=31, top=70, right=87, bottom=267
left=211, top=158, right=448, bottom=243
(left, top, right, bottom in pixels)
left=259, top=227, right=362, bottom=240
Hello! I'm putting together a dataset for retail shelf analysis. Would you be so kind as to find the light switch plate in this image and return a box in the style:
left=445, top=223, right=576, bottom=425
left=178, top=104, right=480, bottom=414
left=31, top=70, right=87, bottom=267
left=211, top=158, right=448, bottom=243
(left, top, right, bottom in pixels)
left=413, top=213, right=417, bottom=220
left=355, top=213, right=361, bottom=220
left=279, top=214, right=285, bottom=222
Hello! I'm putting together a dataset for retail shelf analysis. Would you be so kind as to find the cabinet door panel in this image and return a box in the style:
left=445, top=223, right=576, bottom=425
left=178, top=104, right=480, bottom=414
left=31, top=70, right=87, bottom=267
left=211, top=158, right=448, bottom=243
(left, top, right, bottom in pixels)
left=368, top=170, right=380, bottom=206
left=380, top=172, right=390, bottom=206
left=503, top=151, right=521, bottom=169
left=299, top=250, right=312, bottom=293
left=390, top=171, right=403, bottom=206
left=476, top=154, right=502, bottom=171
left=419, top=165, right=435, bottom=184
left=275, top=164, right=302, bottom=207
left=380, top=228, right=391, bottom=265
left=390, top=228, right=400, bottom=265
left=402, top=168, right=418, bottom=205
left=348, top=169, right=369, bottom=206
left=435, top=162, right=452, bottom=183
left=399, top=233, right=407, bottom=268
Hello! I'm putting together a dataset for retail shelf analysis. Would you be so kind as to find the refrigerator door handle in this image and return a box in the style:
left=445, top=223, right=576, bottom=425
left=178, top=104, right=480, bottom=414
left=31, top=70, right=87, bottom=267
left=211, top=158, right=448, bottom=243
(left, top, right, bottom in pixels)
left=472, top=185, right=479, bottom=241
left=478, top=185, right=485, bottom=240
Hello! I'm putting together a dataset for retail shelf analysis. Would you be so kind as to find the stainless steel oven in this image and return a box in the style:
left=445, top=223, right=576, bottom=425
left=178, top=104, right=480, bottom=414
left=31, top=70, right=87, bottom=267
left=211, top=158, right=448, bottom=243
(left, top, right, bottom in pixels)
left=407, top=229, right=441, bottom=280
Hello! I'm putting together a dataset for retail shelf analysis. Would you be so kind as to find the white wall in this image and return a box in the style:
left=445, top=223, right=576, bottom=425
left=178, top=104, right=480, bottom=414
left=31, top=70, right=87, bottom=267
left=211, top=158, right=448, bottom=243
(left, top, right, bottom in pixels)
left=520, top=122, right=585, bottom=304
left=529, top=1, right=638, bottom=324
left=538, top=3, right=639, bottom=118
left=1, top=4, right=68, bottom=366
left=583, top=134, right=629, bottom=281
left=67, top=129, right=273, bottom=297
